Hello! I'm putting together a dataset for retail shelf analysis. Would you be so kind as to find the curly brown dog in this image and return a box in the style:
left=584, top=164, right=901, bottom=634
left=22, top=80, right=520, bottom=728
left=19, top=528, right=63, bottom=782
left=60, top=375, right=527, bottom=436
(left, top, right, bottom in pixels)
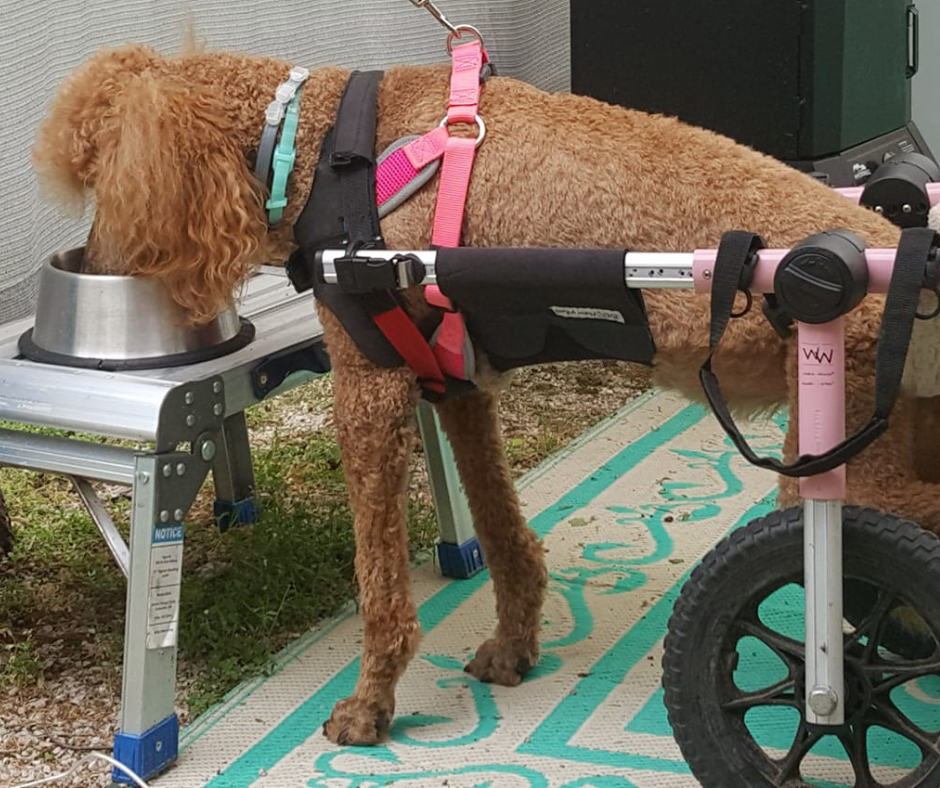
left=32, top=43, right=940, bottom=745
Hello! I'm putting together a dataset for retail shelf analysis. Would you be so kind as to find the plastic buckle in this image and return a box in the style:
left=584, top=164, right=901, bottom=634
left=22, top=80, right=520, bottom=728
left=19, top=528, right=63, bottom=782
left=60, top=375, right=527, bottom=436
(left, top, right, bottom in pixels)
left=335, top=255, right=399, bottom=293
left=333, top=253, right=425, bottom=293
left=289, top=66, right=310, bottom=83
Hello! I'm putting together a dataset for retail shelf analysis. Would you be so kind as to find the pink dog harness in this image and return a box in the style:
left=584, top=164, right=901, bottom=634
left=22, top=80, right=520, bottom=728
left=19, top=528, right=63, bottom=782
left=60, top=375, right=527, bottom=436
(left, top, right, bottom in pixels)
left=286, top=47, right=656, bottom=399
left=372, top=40, right=490, bottom=383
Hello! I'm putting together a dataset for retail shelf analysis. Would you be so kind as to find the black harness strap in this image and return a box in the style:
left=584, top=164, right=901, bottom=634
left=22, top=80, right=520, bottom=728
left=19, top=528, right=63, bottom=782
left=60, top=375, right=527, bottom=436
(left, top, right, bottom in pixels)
left=288, top=71, right=405, bottom=369
left=700, top=227, right=937, bottom=478
left=287, top=71, right=450, bottom=397
left=329, top=72, right=384, bottom=247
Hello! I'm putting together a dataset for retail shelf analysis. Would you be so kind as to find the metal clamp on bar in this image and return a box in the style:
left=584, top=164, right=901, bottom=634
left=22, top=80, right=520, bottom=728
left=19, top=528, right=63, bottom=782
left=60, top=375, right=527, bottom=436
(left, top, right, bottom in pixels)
left=319, top=250, right=429, bottom=292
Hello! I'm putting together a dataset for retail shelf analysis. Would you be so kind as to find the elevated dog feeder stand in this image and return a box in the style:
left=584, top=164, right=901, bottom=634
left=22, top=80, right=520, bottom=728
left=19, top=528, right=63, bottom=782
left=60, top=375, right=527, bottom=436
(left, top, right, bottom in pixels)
left=0, top=264, right=475, bottom=783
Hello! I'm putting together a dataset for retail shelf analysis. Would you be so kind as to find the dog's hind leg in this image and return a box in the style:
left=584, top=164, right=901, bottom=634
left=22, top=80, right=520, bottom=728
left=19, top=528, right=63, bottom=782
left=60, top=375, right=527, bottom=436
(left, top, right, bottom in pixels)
left=778, top=349, right=940, bottom=534
left=434, top=388, right=548, bottom=686
left=321, top=319, right=422, bottom=746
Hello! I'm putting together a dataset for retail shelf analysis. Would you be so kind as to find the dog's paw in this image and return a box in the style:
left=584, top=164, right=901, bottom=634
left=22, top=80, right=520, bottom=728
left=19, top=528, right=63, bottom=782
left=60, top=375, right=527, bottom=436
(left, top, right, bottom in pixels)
left=464, top=638, right=538, bottom=686
left=322, top=697, right=392, bottom=746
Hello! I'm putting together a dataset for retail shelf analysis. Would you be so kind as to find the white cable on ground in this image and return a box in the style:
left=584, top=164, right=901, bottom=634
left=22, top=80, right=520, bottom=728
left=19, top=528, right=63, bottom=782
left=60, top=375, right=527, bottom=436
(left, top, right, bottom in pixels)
left=11, top=751, right=151, bottom=788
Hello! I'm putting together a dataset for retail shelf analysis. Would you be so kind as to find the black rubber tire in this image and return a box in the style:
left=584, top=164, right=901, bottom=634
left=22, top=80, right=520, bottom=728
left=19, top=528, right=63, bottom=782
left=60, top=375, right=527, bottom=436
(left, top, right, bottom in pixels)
left=663, top=506, right=940, bottom=788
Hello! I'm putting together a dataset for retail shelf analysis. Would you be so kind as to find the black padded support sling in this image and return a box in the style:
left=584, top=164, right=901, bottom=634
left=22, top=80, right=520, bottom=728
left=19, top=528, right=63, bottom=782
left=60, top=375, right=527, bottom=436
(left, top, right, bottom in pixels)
left=700, top=228, right=939, bottom=478
left=434, top=247, right=656, bottom=371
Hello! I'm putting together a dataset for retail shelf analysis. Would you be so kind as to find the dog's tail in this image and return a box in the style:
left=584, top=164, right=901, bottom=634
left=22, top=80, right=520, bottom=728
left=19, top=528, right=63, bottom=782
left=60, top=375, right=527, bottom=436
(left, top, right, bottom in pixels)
left=33, top=45, right=268, bottom=323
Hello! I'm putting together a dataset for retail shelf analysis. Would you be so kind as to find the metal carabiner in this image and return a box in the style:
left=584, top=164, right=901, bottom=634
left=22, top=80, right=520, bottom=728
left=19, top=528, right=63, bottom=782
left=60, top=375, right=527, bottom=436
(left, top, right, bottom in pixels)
left=408, top=0, right=459, bottom=36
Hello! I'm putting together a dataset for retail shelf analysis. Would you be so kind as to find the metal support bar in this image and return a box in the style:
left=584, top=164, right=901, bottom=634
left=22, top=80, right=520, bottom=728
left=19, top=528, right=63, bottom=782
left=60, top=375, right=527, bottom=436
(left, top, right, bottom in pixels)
left=70, top=475, right=130, bottom=578
left=318, top=248, right=699, bottom=290
left=804, top=498, right=845, bottom=725
left=0, top=360, right=178, bottom=442
left=115, top=450, right=213, bottom=779
left=0, top=427, right=137, bottom=485
left=211, top=413, right=256, bottom=504
left=416, top=402, right=476, bottom=547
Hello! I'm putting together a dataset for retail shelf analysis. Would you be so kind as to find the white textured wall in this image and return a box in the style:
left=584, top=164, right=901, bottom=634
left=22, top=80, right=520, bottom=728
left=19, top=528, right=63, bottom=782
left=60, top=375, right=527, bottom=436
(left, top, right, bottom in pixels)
left=912, top=1, right=940, bottom=157
left=0, top=0, right=569, bottom=322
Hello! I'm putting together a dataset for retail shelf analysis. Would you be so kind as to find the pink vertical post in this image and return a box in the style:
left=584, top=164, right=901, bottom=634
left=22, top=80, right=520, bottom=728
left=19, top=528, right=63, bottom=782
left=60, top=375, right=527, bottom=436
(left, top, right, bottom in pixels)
left=798, top=320, right=847, bottom=500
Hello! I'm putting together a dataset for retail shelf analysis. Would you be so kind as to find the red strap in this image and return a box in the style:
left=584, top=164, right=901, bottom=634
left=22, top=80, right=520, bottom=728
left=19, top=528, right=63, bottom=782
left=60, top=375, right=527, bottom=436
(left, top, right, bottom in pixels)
left=372, top=304, right=446, bottom=395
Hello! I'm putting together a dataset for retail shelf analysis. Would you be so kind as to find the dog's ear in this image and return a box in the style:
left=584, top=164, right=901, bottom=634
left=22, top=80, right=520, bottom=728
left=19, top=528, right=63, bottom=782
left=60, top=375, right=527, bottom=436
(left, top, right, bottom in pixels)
left=35, top=47, right=268, bottom=324
left=33, top=44, right=159, bottom=213
left=90, top=73, right=269, bottom=322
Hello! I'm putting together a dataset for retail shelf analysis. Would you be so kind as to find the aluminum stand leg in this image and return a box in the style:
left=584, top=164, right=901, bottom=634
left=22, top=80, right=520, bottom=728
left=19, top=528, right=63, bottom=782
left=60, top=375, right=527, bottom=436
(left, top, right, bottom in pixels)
left=112, top=450, right=211, bottom=783
left=416, top=401, right=484, bottom=578
left=211, top=412, right=259, bottom=530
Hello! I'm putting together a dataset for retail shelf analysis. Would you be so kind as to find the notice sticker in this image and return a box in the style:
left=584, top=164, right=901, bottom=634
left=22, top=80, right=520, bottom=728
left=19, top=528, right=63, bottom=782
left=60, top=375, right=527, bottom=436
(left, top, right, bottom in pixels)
left=147, top=523, right=184, bottom=650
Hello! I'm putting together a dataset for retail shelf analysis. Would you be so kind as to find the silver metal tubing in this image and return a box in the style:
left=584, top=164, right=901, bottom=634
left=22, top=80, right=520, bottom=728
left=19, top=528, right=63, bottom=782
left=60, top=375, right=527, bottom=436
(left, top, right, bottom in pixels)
left=0, top=427, right=138, bottom=485
left=319, top=249, right=700, bottom=290
left=804, top=498, right=845, bottom=725
left=624, top=253, right=695, bottom=288
left=71, top=476, right=130, bottom=578
left=0, top=360, right=177, bottom=441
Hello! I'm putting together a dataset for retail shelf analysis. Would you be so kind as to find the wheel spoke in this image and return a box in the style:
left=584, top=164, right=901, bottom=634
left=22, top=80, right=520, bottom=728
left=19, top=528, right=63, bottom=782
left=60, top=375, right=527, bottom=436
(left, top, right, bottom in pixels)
left=775, top=719, right=821, bottom=782
left=722, top=677, right=798, bottom=712
left=838, top=723, right=877, bottom=788
left=867, top=657, right=940, bottom=696
left=845, top=589, right=896, bottom=662
left=868, top=698, right=940, bottom=756
left=737, top=616, right=805, bottom=669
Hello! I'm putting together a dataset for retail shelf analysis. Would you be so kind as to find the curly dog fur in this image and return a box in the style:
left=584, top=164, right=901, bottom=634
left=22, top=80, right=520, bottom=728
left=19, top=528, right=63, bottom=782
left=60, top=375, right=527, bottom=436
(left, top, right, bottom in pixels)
left=34, top=43, right=940, bottom=745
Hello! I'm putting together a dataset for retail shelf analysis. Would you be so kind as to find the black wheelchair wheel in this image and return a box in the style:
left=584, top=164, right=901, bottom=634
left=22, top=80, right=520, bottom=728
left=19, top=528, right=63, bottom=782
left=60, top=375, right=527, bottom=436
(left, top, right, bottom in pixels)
left=663, top=506, right=940, bottom=788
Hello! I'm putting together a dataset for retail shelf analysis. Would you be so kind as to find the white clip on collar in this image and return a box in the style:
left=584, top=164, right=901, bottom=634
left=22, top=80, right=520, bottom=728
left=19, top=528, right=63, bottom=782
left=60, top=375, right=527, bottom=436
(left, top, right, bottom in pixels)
left=265, top=100, right=286, bottom=126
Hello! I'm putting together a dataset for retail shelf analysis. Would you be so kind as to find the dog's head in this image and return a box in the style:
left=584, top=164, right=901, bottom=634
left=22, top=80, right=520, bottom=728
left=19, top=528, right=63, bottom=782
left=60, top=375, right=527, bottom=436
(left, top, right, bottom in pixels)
left=34, top=44, right=269, bottom=323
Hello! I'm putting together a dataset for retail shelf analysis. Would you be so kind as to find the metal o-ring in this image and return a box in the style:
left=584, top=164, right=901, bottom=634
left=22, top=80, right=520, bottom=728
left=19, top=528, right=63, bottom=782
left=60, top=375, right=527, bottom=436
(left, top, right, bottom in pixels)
left=439, top=113, right=486, bottom=147
left=446, top=24, right=484, bottom=53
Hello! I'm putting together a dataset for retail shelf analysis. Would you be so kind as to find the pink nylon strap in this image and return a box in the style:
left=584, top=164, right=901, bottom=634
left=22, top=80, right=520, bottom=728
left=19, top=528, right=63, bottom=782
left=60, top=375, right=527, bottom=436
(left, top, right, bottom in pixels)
left=430, top=135, right=477, bottom=248
left=370, top=41, right=487, bottom=383
left=447, top=40, right=486, bottom=123
left=403, top=126, right=449, bottom=170
left=424, top=41, right=488, bottom=380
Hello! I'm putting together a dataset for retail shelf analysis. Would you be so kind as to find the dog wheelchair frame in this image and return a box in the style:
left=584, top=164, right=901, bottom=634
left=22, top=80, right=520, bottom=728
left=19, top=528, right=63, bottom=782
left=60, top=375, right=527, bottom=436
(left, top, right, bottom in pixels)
left=321, top=204, right=940, bottom=786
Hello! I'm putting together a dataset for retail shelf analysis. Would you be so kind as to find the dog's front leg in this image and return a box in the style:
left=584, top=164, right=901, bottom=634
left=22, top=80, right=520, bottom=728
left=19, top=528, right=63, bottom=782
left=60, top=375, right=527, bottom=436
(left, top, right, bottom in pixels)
left=435, top=388, right=547, bottom=685
left=322, top=320, right=422, bottom=746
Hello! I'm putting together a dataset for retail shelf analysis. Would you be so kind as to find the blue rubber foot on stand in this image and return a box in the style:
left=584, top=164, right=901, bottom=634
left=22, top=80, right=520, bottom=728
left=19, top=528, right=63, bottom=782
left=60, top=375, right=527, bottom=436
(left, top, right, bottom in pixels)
left=438, top=537, right=486, bottom=579
left=214, top=496, right=259, bottom=532
left=112, top=714, right=179, bottom=783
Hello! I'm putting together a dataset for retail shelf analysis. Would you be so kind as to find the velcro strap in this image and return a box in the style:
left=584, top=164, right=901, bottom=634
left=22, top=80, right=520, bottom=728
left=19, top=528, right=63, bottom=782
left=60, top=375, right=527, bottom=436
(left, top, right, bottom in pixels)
left=330, top=70, right=384, bottom=166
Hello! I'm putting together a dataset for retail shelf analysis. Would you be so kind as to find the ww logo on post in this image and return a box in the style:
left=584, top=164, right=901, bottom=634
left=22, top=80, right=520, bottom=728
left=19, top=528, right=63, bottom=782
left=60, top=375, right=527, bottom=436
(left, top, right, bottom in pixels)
left=802, top=345, right=835, bottom=364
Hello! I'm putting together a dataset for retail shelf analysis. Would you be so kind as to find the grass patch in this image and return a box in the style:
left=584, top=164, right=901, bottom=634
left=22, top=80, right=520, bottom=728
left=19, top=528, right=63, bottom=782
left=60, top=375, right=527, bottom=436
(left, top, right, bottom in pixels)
left=2, top=636, right=45, bottom=687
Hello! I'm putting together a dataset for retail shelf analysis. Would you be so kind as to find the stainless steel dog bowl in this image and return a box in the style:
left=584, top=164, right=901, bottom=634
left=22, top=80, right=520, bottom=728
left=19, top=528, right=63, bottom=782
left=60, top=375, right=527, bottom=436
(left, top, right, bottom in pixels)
left=19, top=247, right=254, bottom=370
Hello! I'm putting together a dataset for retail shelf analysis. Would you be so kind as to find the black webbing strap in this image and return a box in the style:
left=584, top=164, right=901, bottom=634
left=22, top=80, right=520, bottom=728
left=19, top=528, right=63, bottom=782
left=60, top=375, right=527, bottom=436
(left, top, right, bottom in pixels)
left=329, top=70, right=384, bottom=248
left=290, top=70, right=386, bottom=270
left=700, top=228, right=937, bottom=478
